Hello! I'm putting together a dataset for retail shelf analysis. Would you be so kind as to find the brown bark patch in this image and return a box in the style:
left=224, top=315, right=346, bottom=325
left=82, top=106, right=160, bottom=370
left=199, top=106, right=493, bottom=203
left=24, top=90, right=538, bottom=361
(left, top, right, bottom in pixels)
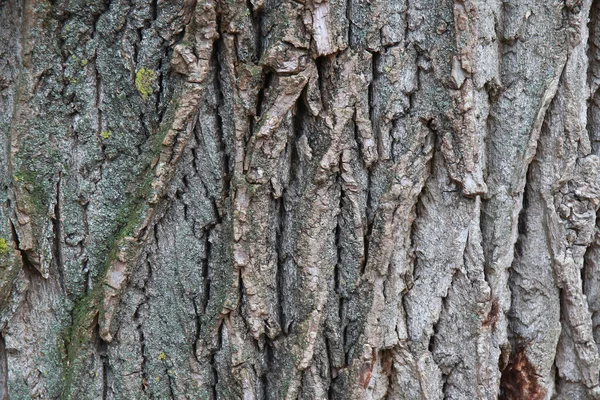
left=381, top=349, right=394, bottom=376
left=499, top=349, right=545, bottom=400
left=482, top=297, right=500, bottom=327
left=359, top=349, right=377, bottom=389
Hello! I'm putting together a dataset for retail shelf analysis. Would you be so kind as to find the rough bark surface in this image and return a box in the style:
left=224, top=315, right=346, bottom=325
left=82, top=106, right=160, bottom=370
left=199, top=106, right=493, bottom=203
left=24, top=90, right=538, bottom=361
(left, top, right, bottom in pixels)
left=2, top=0, right=600, bottom=398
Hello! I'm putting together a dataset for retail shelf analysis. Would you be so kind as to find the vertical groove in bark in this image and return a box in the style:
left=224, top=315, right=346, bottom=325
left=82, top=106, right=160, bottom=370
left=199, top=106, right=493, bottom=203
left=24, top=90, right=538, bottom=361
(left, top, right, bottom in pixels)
left=0, top=334, right=7, bottom=400
left=500, top=162, right=552, bottom=400
left=586, top=4, right=600, bottom=375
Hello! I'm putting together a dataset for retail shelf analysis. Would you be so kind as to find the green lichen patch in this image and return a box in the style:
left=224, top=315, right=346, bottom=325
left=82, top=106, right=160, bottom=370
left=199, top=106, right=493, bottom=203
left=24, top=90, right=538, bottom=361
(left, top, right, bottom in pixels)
left=101, top=130, right=112, bottom=140
left=135, top=68, right=157, bottom=100
left=0, top=238, right=9, bottom=255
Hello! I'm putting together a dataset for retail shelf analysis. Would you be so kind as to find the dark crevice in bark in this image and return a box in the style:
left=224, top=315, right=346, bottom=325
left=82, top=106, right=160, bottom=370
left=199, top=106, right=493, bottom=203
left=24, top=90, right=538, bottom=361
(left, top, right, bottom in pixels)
left=139, top=116, right=153, bottom=145
left=315, top=56, right=329, bottom=110
left=0, top=334, right=7, bottom=400
left=8, top=218, right=40, bottom=278
left=334, top=229, right=342, bottom=312
left=191, top=126, right=224, bottom=224
left=244, top=0, right=262, bottom=64
left=343, top=323, right=350, bottom=367
left=441, top=372, right=450, bottom=399
left=155, top=56, right=164, bottom=115
left=135, top=307, right=149, bottom=394
left=278, top=98, right=305, bottom=337
left=334, top=152, right=348, bottom=373
left=325, top=336, right=335, bottom=400
left=352, top=119, right=373, bottom=277
left=345, top=0, right=352, bottom=47
left=364, top=161, right=374, bottom=224
left=151, top=0, right=158, bottom=21
left=52, top=173, right=65, bottom=293
left=480, top=85, right=495, bottom=281
left=479, top=196, right=490, bottom=273
left=256, top=71, right=272, bottom=118
left=158, top=47, right=173, bottom=122
left=350, top=109, right=364, bottom=169
left=292, top=88, right=306, bottom=165
left=246, top=115, right=255, bottom=156
left=55, top=7, right=71, bottom=76
left=408, top=123, right=435, bottom=274
left=263, top=340, right=275, bottom=400
left=584, top=1, right=600, bottom=352
left=191, top=292, right=202, bottom=364
left=581, top=247, right=587, bottom=296
left=368, top=51, right=377, bottom=132
left=588, top=0, right=600, bottom=154
left=102, top=352, right=109, bottom=400
left=93, top=33, right=104, bottom=175
left=212, top=29, right=231, bottom=200
left=253, top=1, right=263, bottom=64
left=335, top=152, right=344, bottom=289
left=180, top=188, right=189, bottom=221
left=401, top=137, right=434, bottom=360
left=190, top=133, right=201, bottom=175
left=202, top=229, right=213, bottom=314
left=510, top=184, right=529, bottom=295
left=360, top=215, right=373, bottom=278
left=515, top=178, right=529, bottom=258
left=380, top=349, right=394, bottom=400
left=499, top=164, right=545, bottom=400
left=133, top=27, right=143, bottom=65
left=260, top=370, right=268, bottom=400
left=94, top=320, right=109, bottom=400
left=90, top=0, right=111, bottom=40
left=583, top=228, right=600, bottom=325
left=134, top=253, right=153, bottom=393
left=275, top=195, right=287, bottom=333
left=429, top=268, right=457, bottom=355
left=210, top=320, right=224, bottom=399
left=553, top=289, right=568, bottom=395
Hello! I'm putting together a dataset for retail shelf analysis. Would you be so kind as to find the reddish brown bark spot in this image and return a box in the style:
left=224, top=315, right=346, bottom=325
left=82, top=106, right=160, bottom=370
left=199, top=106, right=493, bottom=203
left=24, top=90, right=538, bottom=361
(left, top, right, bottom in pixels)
left=359, top=349, right=377, bottom=389
left=482, top=297, right=500, bottom=327
left=499, top=349, right=545, bottom=400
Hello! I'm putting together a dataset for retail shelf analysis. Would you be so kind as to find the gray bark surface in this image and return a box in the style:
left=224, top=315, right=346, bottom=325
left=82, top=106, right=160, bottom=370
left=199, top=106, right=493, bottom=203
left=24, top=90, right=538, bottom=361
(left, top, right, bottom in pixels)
left=1, top=0, right=600, bottom=398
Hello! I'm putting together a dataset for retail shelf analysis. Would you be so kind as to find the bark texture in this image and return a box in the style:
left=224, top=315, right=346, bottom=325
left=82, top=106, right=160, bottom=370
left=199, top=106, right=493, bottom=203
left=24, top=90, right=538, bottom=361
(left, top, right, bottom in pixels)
left=1, top=0, right=600, bottom=398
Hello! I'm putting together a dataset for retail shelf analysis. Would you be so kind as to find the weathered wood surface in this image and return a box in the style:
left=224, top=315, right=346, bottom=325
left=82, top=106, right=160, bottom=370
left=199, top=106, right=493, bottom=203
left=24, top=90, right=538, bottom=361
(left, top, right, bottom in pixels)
left=2, top=0, right=600, bottom=398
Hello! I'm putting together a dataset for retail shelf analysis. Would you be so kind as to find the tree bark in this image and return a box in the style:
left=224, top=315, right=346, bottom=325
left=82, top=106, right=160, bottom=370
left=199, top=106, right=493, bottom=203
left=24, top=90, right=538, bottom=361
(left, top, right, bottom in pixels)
left=1, top=0, right=600, bottom=398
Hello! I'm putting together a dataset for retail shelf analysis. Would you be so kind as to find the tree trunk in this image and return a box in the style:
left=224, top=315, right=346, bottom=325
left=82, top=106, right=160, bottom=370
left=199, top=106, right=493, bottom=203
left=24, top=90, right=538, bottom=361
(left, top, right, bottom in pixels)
left=1, top=0, right=600, bottom=398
